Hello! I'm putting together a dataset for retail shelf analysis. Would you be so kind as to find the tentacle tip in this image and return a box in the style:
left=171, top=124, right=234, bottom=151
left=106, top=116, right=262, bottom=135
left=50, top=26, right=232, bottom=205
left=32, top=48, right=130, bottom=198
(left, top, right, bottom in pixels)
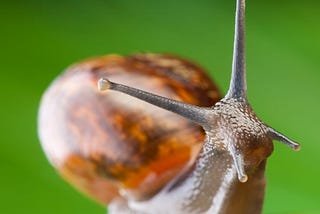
left=285, top=140, right=301, bottom=151
left=239, top=174, right=248, bottom=183
left=98, top=78, right=111, bottom=91
left=292, top=143, right=301, bottom=151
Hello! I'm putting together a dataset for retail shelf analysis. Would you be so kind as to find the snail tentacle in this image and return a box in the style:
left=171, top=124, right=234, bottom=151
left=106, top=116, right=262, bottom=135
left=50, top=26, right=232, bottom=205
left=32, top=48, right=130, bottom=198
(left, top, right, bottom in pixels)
left=228, top=142, right=248, bottom=183
left=98, top=78, right=212, bottom=129
left=268, top=127, right=301, bottom=151
left=226, top=0, right=247, bottom=101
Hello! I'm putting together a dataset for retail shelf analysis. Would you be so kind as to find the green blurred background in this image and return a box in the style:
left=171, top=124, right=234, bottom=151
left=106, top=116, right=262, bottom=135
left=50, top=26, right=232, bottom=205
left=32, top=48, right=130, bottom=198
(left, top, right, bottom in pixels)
left=1, top=0, right=319, bottom=213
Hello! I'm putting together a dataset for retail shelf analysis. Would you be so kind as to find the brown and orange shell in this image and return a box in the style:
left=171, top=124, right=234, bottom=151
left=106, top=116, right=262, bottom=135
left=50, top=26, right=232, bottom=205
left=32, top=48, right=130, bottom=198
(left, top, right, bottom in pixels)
left=38, top=53, right=221, bottom=205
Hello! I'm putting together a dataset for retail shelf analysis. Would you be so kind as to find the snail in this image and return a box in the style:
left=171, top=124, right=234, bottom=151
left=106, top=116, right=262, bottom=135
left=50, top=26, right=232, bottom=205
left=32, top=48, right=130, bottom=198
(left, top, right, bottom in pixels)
left=38, top=0, right=300, bottom=213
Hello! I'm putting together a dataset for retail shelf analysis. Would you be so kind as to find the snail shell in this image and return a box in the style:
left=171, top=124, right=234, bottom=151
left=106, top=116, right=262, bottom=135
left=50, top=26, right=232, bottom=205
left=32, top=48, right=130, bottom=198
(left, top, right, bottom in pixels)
left=38, top=53, right=221, bottom=204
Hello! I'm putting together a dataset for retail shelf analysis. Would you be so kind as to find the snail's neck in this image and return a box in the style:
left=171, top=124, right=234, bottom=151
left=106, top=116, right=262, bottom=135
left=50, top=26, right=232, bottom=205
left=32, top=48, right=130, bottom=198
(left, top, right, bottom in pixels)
left=176, top=139, right=237, bottom=213
left=220, top=160, right=267, bottom=214
left=168, top=138, right=267, bottom=214
left=123, top=139, right=267, bottom=214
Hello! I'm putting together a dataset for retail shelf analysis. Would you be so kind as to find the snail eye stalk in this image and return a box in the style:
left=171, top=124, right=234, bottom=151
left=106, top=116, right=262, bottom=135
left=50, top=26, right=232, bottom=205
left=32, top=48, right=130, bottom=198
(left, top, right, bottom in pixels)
left=98, top=78, right=212, bottom=130
left=226, top=0, right=247, bottom=101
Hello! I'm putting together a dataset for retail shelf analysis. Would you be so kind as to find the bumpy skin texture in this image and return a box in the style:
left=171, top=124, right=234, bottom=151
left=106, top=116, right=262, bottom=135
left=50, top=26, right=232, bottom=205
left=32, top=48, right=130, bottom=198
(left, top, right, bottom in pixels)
left=38, top=53, right=221, bottom=204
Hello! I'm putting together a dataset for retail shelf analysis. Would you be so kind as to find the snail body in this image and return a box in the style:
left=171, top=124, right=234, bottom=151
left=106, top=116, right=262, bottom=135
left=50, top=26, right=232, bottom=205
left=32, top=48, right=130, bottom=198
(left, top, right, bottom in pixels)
left=38, top=0, right=300, bottom=213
